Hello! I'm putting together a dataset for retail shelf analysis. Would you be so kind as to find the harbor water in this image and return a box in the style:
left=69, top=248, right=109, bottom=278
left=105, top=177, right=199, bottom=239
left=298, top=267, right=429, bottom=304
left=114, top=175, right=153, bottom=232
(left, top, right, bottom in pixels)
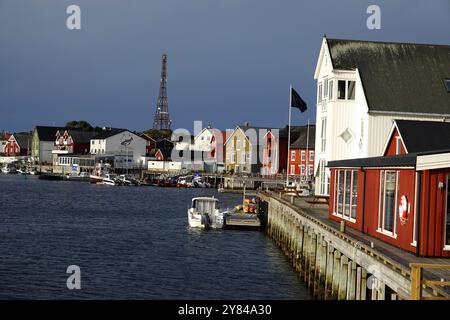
left=0, top=175, right=311, bottom=299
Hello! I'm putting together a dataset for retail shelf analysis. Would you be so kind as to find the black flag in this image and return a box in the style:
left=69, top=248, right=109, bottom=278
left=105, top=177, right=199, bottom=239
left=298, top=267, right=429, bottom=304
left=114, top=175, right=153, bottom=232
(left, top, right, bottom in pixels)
left=291, top=87, right=307, bottom=112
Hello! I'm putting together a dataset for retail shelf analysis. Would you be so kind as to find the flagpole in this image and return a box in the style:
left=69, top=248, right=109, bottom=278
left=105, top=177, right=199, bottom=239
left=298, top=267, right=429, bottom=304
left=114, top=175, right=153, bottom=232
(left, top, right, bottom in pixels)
left=286, top=85, right=292, bottom=187
left=306, top=118, right=310, bottom=181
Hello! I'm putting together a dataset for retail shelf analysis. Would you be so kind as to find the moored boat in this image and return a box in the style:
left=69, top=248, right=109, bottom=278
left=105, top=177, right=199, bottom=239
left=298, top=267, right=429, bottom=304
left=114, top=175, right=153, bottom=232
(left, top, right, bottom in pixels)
left=188, top=197, right=225, bottom=229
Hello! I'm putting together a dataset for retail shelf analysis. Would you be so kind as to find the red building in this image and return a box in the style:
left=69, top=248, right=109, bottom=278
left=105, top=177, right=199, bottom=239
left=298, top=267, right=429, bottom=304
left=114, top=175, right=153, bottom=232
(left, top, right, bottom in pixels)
left=3, top=132, right=32, bottom=156
left=262, top=126, right=308, bottom=176
left=288, top=125, right=315, bottom=181
left=328, top=120, right=450, bottom=257
left=137, top=133, right=156, bottom=156
left=55, top=129, right=94, bottom=154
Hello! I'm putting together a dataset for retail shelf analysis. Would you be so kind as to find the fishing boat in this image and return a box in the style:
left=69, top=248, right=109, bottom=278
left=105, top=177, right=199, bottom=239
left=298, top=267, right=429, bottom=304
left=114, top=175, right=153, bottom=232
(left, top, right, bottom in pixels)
left=188, top=197, right=225, bottom=229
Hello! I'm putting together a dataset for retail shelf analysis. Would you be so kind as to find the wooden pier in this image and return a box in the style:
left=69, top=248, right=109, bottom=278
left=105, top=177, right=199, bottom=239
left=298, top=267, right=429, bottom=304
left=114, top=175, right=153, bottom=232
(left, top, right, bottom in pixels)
left=258, top=191, right=450, bottom=300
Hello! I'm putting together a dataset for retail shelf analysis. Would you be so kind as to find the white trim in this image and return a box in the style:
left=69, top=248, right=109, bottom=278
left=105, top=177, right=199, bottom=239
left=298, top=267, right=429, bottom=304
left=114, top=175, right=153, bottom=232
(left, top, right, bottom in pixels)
left=381, top=121, right=409, bottom=156
left=416, top=152, right=450, bottom=171
left=332, top=212, right=357, bottom=224
left=412, top=171, right=420, bottom=247
left=369, top=110, right=450, bottom=118
left=376, top=228, right=398, bottom=239
left=444, top=245, right=450, bottom=251
left=445, top=174, right=450, bottom=248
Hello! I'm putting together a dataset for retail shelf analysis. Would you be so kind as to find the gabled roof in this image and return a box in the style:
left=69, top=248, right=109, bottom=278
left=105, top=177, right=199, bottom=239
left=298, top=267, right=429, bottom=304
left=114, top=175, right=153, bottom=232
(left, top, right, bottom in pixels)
left=58, top=129, right=98, bottom=144
left=92, top=128, right=128, bottom=140
left=13, top=132, right=32, bottom=149
left=290, top=125, right=316, bottom=149
left=388, top=120, right=450, bottom=154
left=34, top=126, right=67, bottom=142
left=325, top=38, right=450, bottom=115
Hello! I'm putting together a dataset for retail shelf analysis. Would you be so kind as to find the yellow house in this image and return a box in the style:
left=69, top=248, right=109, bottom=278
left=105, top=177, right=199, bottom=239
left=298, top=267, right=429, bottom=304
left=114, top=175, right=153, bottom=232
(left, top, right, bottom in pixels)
left=224, top=125, right=265, bottom=174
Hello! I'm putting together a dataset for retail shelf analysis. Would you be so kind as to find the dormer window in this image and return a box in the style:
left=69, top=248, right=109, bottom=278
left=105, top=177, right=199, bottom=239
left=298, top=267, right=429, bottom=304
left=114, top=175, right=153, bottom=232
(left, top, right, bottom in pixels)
left=395, top=136, right=402, bottom=155
left=444, top=78, right=450, bottom=92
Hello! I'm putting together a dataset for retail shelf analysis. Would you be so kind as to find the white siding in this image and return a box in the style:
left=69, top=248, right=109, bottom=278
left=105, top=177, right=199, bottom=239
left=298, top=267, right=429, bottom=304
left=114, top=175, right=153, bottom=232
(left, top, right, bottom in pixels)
left=367, top=113, right=446, bottom=156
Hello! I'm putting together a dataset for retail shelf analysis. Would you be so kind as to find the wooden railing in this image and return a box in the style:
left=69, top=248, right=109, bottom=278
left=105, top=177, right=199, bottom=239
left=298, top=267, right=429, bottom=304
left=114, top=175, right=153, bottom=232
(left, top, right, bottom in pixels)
left=410, top=263, right=450, bottom=300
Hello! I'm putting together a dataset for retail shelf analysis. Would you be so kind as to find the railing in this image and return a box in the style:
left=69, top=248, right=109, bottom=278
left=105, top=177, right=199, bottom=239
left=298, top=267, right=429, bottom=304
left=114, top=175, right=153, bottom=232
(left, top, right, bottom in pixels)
left=410, top=263, right=450, bottom=300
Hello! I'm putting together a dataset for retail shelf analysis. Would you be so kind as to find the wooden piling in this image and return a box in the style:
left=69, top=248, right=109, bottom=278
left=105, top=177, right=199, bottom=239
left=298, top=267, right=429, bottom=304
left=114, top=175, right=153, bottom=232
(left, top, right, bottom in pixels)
left=338, top=256, right=349, bottom=300
left=331, top=250, right=341, bottom=300
left=308, top=232, right=317, bottom=290
left=325, top=244, right=334, bottom=299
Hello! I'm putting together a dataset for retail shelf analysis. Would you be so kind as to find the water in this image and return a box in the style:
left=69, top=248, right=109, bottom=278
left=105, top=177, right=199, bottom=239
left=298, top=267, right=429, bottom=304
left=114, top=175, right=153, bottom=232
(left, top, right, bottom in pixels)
left=0, top=175, right=310, bottom=299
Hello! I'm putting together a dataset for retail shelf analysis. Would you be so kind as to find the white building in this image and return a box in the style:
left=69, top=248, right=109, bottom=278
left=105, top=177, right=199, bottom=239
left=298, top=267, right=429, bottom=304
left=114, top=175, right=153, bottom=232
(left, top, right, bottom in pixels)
left=90, top=128, right=147, bottom=169
left=314, top=37, right=450, bottom=195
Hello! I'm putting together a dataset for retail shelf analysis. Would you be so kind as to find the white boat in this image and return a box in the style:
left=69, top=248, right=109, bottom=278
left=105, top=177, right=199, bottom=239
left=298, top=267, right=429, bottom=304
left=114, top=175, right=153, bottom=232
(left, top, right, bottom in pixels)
left=188, top=197, right=225, bottom=229
left=1, top=166, right=10, bottom=174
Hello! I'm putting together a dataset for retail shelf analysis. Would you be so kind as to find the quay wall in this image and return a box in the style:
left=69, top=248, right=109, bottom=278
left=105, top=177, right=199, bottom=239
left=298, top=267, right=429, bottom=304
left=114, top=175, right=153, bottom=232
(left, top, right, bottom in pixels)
left=259, top=192, right=413, bottom=300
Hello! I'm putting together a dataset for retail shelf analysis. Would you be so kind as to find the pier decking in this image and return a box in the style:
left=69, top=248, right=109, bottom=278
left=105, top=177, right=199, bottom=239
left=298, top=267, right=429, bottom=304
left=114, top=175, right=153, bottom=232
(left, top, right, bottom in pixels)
left=258, top=191, right=450, bottom=300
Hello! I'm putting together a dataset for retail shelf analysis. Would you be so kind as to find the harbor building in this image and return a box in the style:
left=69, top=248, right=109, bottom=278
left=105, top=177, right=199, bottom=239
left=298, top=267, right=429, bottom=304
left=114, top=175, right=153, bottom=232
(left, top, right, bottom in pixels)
left=89, top=128, right=147, bottom=170
left=313, top=37, right=450, bottom=196
left=327, top=120, right=450, bottom=257
left=32, top=126, right=67, bottom=164
left=224, top=124, right=270, bottom=175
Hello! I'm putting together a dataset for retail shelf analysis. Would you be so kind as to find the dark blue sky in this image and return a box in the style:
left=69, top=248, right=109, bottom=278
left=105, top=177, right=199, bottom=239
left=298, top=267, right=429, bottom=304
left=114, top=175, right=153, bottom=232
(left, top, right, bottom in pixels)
left=1, top=0, right=449, bottom=133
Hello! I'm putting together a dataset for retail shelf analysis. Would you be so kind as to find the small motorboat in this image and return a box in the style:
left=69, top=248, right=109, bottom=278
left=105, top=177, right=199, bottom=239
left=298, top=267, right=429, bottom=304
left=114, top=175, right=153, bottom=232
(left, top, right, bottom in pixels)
left=1, top=166, right=10, bottom=174
left=188, top=197, right=225, bottom=229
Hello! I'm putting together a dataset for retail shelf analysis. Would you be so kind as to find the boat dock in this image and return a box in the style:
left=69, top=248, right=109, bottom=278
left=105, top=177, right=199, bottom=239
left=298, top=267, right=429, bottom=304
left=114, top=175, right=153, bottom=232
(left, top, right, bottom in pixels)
left=258, top=191, right=450, bottom=300
left=225, top=213, right=261, bottom=229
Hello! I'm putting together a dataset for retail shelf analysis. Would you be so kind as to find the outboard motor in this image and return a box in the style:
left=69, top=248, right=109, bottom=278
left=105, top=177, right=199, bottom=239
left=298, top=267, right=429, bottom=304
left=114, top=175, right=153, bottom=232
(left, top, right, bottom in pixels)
left=201, top=213, right=211, bottom=229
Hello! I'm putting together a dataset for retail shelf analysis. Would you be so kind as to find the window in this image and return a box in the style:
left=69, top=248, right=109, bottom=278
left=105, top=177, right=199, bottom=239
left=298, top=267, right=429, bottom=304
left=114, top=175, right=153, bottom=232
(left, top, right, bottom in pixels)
left=359, top=119, right=365, bottom=152
left=318, top=82, right=323, bottom=103
left=339, top=128, right=354, bottom=144
left=290, top=165, right=295, bottom=175
left=324, top=78, right=328, bottom=98
left=337, top=80, right=346, bottom=99
left=301, top=150, right=306, bottom=161
left=236, top=140, right=241, bottom=150
left=444, top=79, right=450, bottom=93
left=395, top=137, right=402, bottom=155
left=329, top=80, right=333, bottom=100
left=321, top=118, right=327, bottom=152
left=334, top=169, right=358, bottom=221
left=379, top=171, right=398, bottom=236
left=309, top=151, right=314, bottom=162
left=308, top=165, right=313, bottom=176
left=319, top=160, right=327, bottom=194
left=291, top=150, right=295, bottom=161
left=300, top=165, right=305, bottom=175
left=347, top=81, right=356, bottom=100
left=446, top=174, right=450, bottom=247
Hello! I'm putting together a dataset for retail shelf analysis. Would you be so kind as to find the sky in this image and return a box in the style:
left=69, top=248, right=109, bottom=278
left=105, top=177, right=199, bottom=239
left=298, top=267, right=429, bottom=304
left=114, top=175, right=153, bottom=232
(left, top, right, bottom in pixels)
left=0, top=0, right=449, bottom=133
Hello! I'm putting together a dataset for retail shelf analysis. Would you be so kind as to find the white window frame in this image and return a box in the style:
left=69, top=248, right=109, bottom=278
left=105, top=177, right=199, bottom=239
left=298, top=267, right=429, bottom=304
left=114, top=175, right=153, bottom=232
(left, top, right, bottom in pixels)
left=290, top=165, right=295, bottom=175
left=291, top=150, right=295, bottom=161
left=300, top=165, right=305, bottom=175
left=395, top=136, right=402, bottom=155
left=309, top=151, right=314, bottom=162
left=333, top=169, right=357, bottom=223
left=301, top=150, right=306, bottom=161
left=444, top=174, right=450, bottom=250
left=377, top=170, right=399, bottom=239
left=318, top=82, right=323, bottom=103
left=328, top=80, right=333, bottom=100
left=321, top=118, right=327, bottom=152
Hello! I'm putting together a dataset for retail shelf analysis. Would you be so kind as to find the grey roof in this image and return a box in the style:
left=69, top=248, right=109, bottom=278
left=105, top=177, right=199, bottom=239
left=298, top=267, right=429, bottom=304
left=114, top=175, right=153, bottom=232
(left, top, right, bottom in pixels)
left=290, top=125, right=316, bottom=149
left=92, top=128, right=127, bottom=139
left=279, top=125, right=306, bottom=141
left=395, top=120, right=450, bottom=153
left=327, top=38, right=450, bottom=115
left=327, top=153, right=417, bottom=168
left=65, top=129, right=98, bottom=144
left=14, top=132, right=32, bottom=149
left=34, top=126, right=67, bottom=141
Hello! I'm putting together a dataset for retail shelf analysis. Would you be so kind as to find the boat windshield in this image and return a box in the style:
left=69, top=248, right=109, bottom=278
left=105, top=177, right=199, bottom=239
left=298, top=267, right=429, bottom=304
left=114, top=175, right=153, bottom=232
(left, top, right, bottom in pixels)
left=193, top=199, right=217, bottom=214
